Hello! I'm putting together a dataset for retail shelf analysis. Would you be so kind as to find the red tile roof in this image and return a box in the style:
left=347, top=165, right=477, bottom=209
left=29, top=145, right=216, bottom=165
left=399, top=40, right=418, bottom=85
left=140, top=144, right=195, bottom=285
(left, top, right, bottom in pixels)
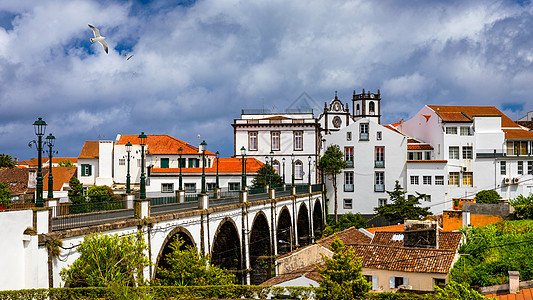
left=116, top=135, right=215, bottom=155
left=503, top=128, right=533, bottom=140
left=317, top=226, right=372, bottom=249
left=485, top=287, right=533, bottom=299
left=370, top=231, right=462, bottom=251
left=78, top=141, right=99, bottom=159
left=0, top=168, right=40, bottom=195
left=518, top=121, right=533, bottom=131
left=52, top=157, right=78, bottom=164
left=366, top=224, right=404, bottom=234
left=43, top=167, right=76, bottom=191
left=260, top=264, right=320, bottom=286
left=408, top=144, right=433, bottom=150
left=151, top=157, right=264, bottom=174
left=428, top=105, right=519, bottom=128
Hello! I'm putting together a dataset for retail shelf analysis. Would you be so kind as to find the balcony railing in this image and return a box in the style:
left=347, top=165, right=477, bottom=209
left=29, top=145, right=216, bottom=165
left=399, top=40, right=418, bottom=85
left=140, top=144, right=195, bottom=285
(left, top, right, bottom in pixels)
left=375, top=184, right=385, bottom=192
left=344, top=184, right=354, bottom=192
left=375, top=160, right=385, bottom=168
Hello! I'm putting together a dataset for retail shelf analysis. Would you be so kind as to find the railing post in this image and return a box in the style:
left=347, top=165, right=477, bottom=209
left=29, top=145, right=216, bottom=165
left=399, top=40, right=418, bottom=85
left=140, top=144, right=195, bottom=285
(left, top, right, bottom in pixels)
left=134, top=198, right=150, bottom=219
left=123, top=193, right=134, bottom=209
left=240, top=190, right=248, bottom=203
left=198, top=193, right=209, bottom=209
left=214, top=187, right=221, bottom=199
left=291, top=185, right=296, bottom=196
left=270, top=187, right=276, bottom=199
left=308, top=184, right=312, bottom=194
left=44, top=198, right=59, bottom=218
left=176, top=190, right=185, bottom=203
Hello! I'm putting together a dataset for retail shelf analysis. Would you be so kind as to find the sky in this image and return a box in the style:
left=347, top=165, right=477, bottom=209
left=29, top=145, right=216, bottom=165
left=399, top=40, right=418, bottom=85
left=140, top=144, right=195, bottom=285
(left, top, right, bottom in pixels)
left=1, top=0, right=533, bottom=160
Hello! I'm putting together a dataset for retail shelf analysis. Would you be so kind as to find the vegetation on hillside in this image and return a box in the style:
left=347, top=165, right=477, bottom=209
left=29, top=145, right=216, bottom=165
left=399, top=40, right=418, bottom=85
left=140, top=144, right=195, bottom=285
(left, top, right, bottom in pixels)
left=475, top=190, right=501, bottom=204
left=321, top=213, right=367, bottom=237
left=510, top=193, right=533, bottom=219
left=373, top=180, right=431, bottom=224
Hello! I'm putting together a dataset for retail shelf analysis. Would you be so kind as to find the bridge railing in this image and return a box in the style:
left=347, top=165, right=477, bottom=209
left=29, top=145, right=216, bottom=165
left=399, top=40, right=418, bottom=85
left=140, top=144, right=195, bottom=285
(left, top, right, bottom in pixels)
left=311, top=184, right=322, bottom=193
left=150, top=196, right=177, bottom=206
left=52, top=200, right=133, bottom=231
left=295, top=184, right=309, bottom=194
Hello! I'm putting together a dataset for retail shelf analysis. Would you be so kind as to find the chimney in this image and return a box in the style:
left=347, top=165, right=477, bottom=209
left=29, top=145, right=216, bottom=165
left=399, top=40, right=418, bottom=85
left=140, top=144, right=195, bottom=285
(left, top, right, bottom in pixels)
left=509, top=271, right=519, bottom=294
left=403, top=220, right=438, bottom=249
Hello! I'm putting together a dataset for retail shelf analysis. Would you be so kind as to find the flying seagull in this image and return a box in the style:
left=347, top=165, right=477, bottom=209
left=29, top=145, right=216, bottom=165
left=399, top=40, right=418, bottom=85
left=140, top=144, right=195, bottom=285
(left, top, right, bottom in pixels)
left=88, top=24, right=108, bottom=54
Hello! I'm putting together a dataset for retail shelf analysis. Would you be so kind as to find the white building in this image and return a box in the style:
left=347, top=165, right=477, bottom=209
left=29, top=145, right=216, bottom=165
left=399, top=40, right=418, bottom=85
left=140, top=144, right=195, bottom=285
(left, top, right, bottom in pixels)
left=232, top=109, right=320, bottom=185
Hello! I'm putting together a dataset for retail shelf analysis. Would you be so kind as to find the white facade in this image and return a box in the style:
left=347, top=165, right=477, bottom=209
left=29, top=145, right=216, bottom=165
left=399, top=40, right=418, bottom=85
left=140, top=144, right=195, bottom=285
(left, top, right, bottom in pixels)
left=518, top=111, right=533, bottom=122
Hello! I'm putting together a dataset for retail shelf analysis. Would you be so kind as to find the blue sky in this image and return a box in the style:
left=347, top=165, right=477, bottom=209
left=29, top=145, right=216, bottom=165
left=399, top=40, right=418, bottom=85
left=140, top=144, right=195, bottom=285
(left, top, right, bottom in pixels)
left=1, top=0, right=533, bottom=160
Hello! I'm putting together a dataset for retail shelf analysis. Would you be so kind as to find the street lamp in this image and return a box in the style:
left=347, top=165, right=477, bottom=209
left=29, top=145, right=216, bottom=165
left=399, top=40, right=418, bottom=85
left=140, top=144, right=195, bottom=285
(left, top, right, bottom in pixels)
left=32, top=117, right=47, bottom=207
left=200, top=140, right=207, bottom=194
left=215, top=151, right=220, bottom=189
left=308, top=155, right=312, bottom=186
left=265, top=155, right=269, bottom=187
left=270, top=150, right=274, bottom=187
left=45, top=133, right=56, bottom=199
left=241, top=146, right=246, bottom=189
left=282, top=157, right=286, bottom=185
left=178, top=147, right=183, bottom=190
left=125, top=142, right=132, bottom=194
left=138, top=132, right=147, bottom=199
left=291, top=153, right=295, bottom=187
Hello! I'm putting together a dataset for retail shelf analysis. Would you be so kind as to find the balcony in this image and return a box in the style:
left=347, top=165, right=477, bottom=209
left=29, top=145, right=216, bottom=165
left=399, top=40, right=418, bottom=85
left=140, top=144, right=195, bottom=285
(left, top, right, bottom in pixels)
left=374, top=184, right=385, bottom=192
left=360, top=132, right=369, bottom=141
left=346, top=160, right=354, bottom=167
left=344, top=184, right=354, bottom=192
left=375, top=160, right=384, bottom=168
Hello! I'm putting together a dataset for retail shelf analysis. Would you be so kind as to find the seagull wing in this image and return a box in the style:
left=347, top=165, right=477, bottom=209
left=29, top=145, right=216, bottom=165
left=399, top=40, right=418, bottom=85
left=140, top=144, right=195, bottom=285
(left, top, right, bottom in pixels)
left=99, top=40, right=109, bottom=54
left=88, top=24, right=100, bottom=37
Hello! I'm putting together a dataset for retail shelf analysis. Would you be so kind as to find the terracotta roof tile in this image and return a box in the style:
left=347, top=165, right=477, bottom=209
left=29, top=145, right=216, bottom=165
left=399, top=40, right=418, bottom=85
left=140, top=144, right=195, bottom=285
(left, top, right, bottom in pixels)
left=408, top=144, right=433, bottom=150
left=0, top=168, right=40, bottom=195
left=116, top=135, right=215, bottom=155
left=366, top=224, right=404, bottom=234
left=485, top=287, right=533, bottom=299
left=503, top=129, right=533, bottom=140
left=52, top=157, right=78, bottom=164
left=317, top=226, right=372, bottom=249
left=260, top=264, right=320, bottom=286
left=370, top=231, right=461, bottom=251
left=43, top=167, right=76, bottom=191
left=151, top=157, right=264, bottom=174
left=428, top=105, right=519, bottom=128
left=518, top=121, right=533, bottom=131
left=78, top=141, right=99, bottom=159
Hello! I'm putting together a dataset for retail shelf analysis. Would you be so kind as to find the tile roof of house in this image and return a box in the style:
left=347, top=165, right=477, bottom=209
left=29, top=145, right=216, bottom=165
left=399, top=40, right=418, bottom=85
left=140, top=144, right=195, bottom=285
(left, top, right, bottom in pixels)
left=78, top=141, right=99, bottom=159
left=52, top=157, right=78, bottom=164
left=352, top=244, right=457, bottom=274
left=316, top=226, right=372, bottom=249
left=370, top=231, right=462, bottom=251
left=260, top=264, right=320, bottom=286
left=518, top=121, right=533, bottom=131
left=116, top=135, right=215, bottom=155
left=151, top=157, right=264, bottom=174
left=408, top=144, right=434, bottom=150
left=428, top=105, right=519, bottom=128
left=485, top=287, right=533, bottom=299
left=0, top=168, right=43, bottom=195
left=503, top=128, right=533, bottom=139
left=43, top=167, right=76, bottom=191
left=366, top=224, right=404, bottom=234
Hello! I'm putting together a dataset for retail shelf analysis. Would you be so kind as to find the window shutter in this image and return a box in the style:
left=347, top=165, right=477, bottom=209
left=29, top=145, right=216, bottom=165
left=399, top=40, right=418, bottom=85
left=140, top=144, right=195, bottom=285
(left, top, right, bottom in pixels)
left=87, top=165, right=92, bottom=176
left=389, top=277, right=395, bottom=289
left=403, top=277, right=409, bottom=286
left=372, top=275, right=378, bottom=290
left=81, top=164, right=86, bottom=176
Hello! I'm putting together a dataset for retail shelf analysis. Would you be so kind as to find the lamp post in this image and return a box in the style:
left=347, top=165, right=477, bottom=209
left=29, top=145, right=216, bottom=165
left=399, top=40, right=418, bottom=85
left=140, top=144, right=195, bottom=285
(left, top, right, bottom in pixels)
left=308, top=155, right=312, bottom=186
left=265, top=155, right=269, bottom=187
left=138, top=132, right=147, bottom=199
left=45, top=133, right=56, bottom=199
left=282, top=157, right=286, bottom=185
left=178, top=147, right=183, bottom=190
left=32, top=117, right=47, bottom=207
left=200, top=140, right=207, bottom=194
left=215, top=151, right=220, bottom=189
left=291, top=154, right=295, bottom=187
left=270, top=150, right=274, bottom=186
left=241, top=146, right=246, bottom=189
left=125, top=142, right=132, bottom=194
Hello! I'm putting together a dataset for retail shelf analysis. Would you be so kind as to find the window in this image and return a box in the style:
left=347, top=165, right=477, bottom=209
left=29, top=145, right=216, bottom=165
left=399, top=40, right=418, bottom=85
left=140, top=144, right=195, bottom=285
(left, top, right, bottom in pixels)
left=184, top=183, right=196, bottom=193
left=81, top=164, right=92, bottom=176
left=344, top=172, right=354, bottom=192
left=207, top=183, right=216, bottom=191
left=378, top=198, right=387, bottom=206
left=249, top=132, right=258, bottom=151
left=360, top=123, right=369, bottom=140
left=462, top=146, right=473, bottom=159
left=410, top=176, right=419, bottom=185
left=423, top=195, right=431, bottom=202
left=377, top=131, right=382, bottom=140
left=375, top=147, right=384, bottom=167
left=343, top=199, right=352, bottom=209
left=460, top=127, right=472, bottom=136
left=273, top=160, right=280, bottom=174
left=346, top=132, right=352, bottom=141
left=119, top=159, right=125, bottom=166
left=228, top=182, right=240, bottom=191
left=425, top=151, right=431, bottom=160
left=390, top=276, right=408, bottom=289
left=501, top=161, right=506, bottom=175
left=178, top=158, right=186, bottom=168
left=161, top=183, right=174, bottom=193
left=449, top=147, right=459, bottom=159
left=518, top=161, right=524, bottom=175
left=449, top=172, right=459, bottom=186
left=423, top=176, right=432, bottom=185
left=295, top=161, right=303, bottom=179
left=446, top=127, right=457, bottom=134
left=294, top=131, right=303, bottom=150
left=408, top=151, right=422, bottom=160
left=188, top=158, right=199, bottom=168
left=345, top=147, right=354, bottom=167
left=160, top=158, right=169, bottom=168
left=462, top=172, right=473, bottom=186
left=271, top=131, right=280, bottom=151
left=435, top=176, right=444, bottom=185
left=507, top=141, right=529, bottom=156
left=434, top=278, right=446, bottom=290
left=375, top=172, right=385, bottom=191
left=529, top=161, right=533, bottom=175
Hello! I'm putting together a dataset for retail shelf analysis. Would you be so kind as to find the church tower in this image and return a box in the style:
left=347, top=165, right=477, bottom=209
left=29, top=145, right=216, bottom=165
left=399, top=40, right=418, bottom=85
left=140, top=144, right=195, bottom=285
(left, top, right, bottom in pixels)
left=352, top=89, right=381, bottom=124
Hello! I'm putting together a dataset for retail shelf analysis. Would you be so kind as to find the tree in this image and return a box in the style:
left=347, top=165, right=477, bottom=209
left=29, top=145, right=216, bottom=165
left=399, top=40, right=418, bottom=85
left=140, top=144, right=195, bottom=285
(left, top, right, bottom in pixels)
left=0, top=182, right=12, bottom=209
left=155, top=236, right=235, bottom=286
left=434, top=281, right=489, bottom=300
left=251, top=164, right=283, bottom=188
left=57, top=160, right=75, bottom=167
left=373, top=180, right=431, bottom=224
left=0, top=154, right=16, bottom=169
left=318, top=144, right=347, bottom=223
left=475, top=190, right=501, bottom=204
left=60, top=232, right=149, bottom=287
left=316, top=237, right=371, bottom=300
left=68, top=176, right=85, bottom=204
left=322, top=213, right=367, bottom=237
left=87, top=185, right=113, bottom=202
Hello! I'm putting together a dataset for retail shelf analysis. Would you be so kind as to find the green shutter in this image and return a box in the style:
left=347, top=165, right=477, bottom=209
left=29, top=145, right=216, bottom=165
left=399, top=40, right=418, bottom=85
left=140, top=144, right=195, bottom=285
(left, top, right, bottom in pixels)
left=81, top=164, right=86, bottom=176
left=161, top=158, right=169, bottom=168
left=87, top=165, right=92, bottom=176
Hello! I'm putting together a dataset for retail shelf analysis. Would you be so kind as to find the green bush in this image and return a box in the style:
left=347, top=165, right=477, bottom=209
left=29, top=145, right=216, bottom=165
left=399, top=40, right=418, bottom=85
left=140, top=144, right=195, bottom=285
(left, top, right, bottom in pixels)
left=475, top=190, right=501, bottom=204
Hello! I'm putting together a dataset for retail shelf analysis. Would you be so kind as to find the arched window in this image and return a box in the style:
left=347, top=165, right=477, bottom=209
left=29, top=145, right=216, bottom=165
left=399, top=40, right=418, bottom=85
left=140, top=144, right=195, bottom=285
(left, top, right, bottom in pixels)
left=273, top=160, right=280, bottom=175
left=295, top=160, right=303, bottom=180
left=369, top=101, right=375, bottom=113
left=356, top=104, right=360, bottom=114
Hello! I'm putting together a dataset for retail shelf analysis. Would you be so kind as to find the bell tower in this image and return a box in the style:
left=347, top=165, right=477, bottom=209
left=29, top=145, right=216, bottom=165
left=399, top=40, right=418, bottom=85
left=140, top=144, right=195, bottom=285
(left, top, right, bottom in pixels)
left=352, top=89, right=381, bottom=124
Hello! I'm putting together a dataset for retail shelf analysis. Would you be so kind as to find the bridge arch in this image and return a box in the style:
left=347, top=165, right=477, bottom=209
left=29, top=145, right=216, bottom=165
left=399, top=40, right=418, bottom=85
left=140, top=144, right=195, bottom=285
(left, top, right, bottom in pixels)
left=249, top=211, right=272, bottom=285
left=154, top=226, right=196, bottom=279
left=313, top=199, right=324, bottom=238
left=276, top=206, right=292, bottom=255
left=211, top=217, right=243, bottom=284
left=297, top=202, right=310, bottom=246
